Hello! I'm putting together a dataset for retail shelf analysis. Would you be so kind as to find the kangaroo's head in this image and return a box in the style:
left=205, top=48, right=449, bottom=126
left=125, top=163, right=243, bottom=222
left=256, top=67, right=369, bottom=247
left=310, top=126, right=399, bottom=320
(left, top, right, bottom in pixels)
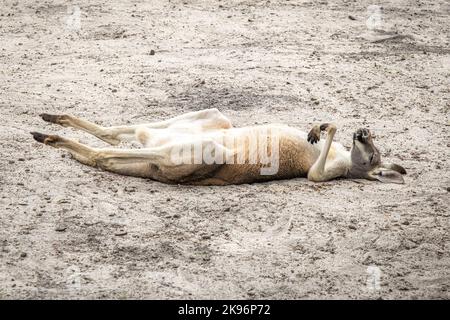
left=348, top=128, right=406, bottom=184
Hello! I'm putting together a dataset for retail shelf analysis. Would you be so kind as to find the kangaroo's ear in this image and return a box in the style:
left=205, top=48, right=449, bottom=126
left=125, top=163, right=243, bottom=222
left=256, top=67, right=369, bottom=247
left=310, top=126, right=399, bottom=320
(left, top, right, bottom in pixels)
left=370, top=169, right=405, bottom=184
left=381, top=162, right=407, bottom=174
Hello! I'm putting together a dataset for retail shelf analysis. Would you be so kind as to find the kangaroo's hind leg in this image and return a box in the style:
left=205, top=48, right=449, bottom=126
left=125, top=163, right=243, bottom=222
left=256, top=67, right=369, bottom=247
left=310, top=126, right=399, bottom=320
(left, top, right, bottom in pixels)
left=31, top=131, right=233, bottom=183
left=31, top=131, right=168, bottom=178
left=40, top=108, right=232, bottom=146
left=31, top=131, right=100, bottom=167
left=40, top=114, right=145, bottom=146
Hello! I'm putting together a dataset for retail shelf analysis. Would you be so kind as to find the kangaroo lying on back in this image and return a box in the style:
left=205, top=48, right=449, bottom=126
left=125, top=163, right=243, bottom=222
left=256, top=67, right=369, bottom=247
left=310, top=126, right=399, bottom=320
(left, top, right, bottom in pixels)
left=31, top=108, right=406, bottom=185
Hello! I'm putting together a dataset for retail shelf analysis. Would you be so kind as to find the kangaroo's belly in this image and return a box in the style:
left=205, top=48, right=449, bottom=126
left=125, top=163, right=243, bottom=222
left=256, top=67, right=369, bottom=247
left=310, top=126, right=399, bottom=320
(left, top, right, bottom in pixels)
left=154, top=124, right=347, bottom=185
left=190, top=125, right=321, bottom=185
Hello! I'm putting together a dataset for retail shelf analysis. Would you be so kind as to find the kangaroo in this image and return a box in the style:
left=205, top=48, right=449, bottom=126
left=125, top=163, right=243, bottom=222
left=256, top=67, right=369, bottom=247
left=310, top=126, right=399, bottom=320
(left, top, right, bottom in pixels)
left=31, top=108, right=406, bottom=185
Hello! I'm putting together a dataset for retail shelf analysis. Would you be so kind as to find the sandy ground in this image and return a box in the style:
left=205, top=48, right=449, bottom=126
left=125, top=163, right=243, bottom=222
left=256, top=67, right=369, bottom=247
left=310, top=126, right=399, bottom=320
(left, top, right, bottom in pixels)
left=0, top=0, right=449, bottom=299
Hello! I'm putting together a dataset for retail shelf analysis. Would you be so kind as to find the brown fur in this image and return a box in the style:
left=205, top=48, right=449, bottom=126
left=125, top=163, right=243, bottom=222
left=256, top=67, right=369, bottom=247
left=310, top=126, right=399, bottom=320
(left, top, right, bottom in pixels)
left=187, top=130, right=320, bottom=185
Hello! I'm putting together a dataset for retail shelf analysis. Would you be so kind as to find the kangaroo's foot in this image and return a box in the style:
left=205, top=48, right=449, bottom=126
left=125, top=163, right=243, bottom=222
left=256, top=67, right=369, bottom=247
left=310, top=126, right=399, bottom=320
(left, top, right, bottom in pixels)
left=40, top=113, right=72, bottom=126
left=31, top=131, right=62, bottom=146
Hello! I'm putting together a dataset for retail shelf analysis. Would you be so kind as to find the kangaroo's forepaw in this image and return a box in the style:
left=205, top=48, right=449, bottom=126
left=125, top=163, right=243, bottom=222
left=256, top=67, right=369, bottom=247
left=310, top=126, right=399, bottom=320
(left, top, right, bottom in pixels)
left=308, top=123, right=332, bottom=144
left=31, top=132, right=60, bottom=146
left=307, top=125, right=321, bottom=144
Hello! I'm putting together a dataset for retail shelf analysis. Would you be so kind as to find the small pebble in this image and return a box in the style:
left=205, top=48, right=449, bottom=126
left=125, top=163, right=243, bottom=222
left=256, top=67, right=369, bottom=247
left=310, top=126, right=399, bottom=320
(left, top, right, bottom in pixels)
left=55, top=225, right=66, bottom=232
left=124, top=186, right=137, bottom=192
left=115, top=230, right=127, bottom=236
left=149, top=49, right=155, bottom=55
